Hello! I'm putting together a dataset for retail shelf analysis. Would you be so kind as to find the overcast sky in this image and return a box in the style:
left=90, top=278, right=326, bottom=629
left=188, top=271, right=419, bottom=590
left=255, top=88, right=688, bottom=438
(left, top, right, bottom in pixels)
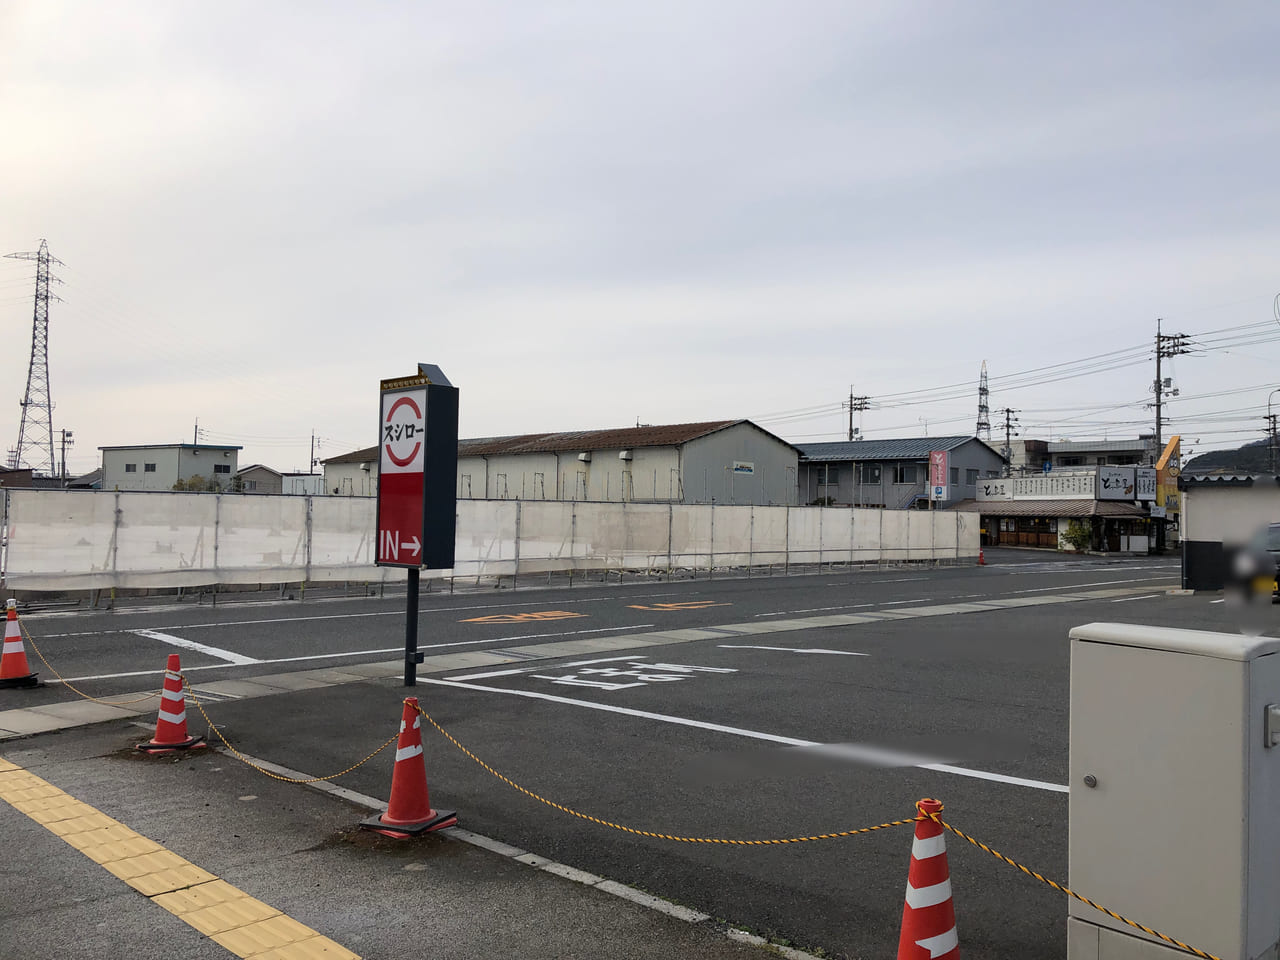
left=3, top=1, right=1278, bottom=475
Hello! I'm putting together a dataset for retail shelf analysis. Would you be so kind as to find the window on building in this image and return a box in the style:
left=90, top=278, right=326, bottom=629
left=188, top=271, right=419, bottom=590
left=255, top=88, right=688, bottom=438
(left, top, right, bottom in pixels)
left=213, top=463, right=231, bottom=475
left=144, top=463, right=156, bottom=473
left=985, top=470, right=1001, bottom=478
left=893, top=463, right=917, bottom=484
left=966, top=468, right=979, bottom=485
left=1111, top=454, right=1139, bottom=465
left=1060, top=456, right=1084, bottom=467
left=856, top=463, right=881, bottom=485
left=949, top=467, right=959, bottom=485
left=124, top=463, right=137, bottom=473
left=817, top=465, right=839, bottom=484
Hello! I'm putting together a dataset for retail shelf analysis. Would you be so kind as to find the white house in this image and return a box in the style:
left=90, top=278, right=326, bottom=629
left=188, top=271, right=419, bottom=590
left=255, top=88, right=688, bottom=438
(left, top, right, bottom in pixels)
left=100, top=444, right=242, bottom=492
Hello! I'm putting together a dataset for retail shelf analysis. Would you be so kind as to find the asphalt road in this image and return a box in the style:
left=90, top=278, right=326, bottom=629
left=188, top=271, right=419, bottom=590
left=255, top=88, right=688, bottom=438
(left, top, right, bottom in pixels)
left=8, top=548, right=1251, bottom=959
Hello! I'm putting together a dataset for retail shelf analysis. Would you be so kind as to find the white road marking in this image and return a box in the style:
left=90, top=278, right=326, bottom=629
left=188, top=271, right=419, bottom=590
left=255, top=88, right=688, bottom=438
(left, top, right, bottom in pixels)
left=447, top=655, right=649, bottom=682
left=129, top=629, right=262, bottom=666
left=754, top=599, right=928, bottom=618
left=718, top=645, right=869, bottom=656
left=1006, top=576, right=1175, bottom=595
left=1109, top=594, right=1163, bottom=602
left=422, top=678, right=1070, bottom=793
left=1210, top=598, right=1226, bottom=604
left=55, top=624, right=656, bottom=683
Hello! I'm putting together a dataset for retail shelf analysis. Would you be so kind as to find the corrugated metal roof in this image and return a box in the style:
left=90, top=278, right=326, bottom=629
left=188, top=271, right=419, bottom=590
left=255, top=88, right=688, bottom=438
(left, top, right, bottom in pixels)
left=798, top=436, right=980, bottom=462
left=951, top=498, right=1148, bottom=517
left=456, top=421, right=751, bottom=456
left=321, top=420, right=795, bottom=464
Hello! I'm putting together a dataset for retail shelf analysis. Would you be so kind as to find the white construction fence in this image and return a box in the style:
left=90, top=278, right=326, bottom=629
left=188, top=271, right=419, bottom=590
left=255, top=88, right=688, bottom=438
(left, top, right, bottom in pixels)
left=0, top=490, right=979, bottom=592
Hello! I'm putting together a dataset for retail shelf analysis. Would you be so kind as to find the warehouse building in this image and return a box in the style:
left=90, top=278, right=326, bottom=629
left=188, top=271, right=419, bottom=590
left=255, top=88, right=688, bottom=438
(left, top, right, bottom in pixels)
left=323, top=419, right=800, bottom=506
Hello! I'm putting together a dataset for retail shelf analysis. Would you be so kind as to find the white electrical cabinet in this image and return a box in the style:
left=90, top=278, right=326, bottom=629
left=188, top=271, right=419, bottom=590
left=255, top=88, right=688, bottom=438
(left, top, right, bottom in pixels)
left=1068, top=623, right=1280, bottom=960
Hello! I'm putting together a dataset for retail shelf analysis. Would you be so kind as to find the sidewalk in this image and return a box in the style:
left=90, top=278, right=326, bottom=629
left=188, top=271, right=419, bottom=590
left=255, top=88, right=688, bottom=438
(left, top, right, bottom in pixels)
left=0, top=693, right=822, bottom=960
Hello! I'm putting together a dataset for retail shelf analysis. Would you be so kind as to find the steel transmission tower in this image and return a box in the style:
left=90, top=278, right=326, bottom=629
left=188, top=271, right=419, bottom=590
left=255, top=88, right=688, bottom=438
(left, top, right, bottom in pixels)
left=976, top=360, right=991, bottom=441
left=5, top=240, right=62, bottom=473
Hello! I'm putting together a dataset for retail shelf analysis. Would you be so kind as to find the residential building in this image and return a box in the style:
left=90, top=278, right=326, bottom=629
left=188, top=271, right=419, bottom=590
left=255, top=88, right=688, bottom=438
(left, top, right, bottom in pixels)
left=322, top=420, right=800, bottom=506
left=237, top=464, right=283, bottom=495
left=1010, top=436, right=1157, bottom=474
left=797, top=436, right=1005, bottom=508
left=100, top=444, right=242, bottom=492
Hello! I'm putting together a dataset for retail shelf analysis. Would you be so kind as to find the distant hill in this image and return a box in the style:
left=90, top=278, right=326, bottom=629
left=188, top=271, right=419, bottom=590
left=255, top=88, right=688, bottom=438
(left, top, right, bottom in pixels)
left=1185, top=438, right=1272, bottom=475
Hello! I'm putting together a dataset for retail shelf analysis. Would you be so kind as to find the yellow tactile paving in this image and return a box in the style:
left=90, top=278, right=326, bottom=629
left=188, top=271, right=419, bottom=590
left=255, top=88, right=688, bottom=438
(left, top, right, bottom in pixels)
left=45, top=811, right=123, bottom=836
left=125, top=863, right=220, bottom=897
left=183, top=897, right=283, bottom=936
left=212, top=915, right=323, bottom=956
left=81, top=834, right=167, bottom=865
left=0, top=757, right=361, bottom=958
left=153, top=879, right=248, bottom=916
left=103, top=849, right=196, bottom=881
left=9, top=795, right=93, bottom=824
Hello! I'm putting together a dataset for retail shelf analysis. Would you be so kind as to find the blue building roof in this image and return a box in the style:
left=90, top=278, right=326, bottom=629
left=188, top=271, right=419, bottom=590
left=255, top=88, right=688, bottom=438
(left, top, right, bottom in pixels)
left=797, top=436, right=984, bottom=462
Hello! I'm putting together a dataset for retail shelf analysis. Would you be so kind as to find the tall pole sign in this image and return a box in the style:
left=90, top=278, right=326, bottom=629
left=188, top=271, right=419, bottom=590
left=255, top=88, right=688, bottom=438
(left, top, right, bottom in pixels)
left=929, top=450, right=948, bottom=504
left=376, top=364, right=458, bottom=686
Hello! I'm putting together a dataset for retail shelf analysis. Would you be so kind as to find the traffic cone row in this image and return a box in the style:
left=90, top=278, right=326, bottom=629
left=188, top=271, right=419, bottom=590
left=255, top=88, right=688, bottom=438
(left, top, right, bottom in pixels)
left=899, top=798, right=959, bottom=959
left=0, top=599, right=40, bottom=688
left=136, top=653, right=205, bottom=753
left=361, top=697, right=456, bottom=838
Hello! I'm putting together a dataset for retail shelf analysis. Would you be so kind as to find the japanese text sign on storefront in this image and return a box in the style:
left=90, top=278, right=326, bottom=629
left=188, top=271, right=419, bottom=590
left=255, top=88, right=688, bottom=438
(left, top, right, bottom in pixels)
left=375, top=364, right=458, bottom=569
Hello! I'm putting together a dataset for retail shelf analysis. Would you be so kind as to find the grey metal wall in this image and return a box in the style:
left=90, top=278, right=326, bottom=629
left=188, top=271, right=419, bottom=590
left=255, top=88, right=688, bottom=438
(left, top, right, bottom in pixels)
left=680, top=423, right=798, bottom=505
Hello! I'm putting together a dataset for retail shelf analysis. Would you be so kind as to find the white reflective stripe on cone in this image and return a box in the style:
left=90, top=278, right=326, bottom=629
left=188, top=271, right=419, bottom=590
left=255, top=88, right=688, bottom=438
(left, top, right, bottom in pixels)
left=912, top=834, right=947, bottom=859
left=161, top=688, right=185, bottom=703
left=905, top=878, right=953, bottom=910
left=915, top=927, right=958, bottom=958
left=395, top=744, right=423, bottom=762
left=2, top=640, right=24, bottom=652
left=158, top=709, right=187, bottom=725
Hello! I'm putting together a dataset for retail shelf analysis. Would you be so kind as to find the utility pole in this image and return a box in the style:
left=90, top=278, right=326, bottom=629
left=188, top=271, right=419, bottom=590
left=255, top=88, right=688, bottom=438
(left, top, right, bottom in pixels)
left=5, top=240, right=63, bottom=474
left=1151, top=319, right=1191, bottom=554
left=1153, top=318, right=1190, bottom=456
left=59, top=429, right=74, bottom=486
left=842, top=389, right=870, bottom=441
left=193, top=418, right=200, bottom=445
left=999, top=408, right=1019, bottom=477
left=310, top=431, right=318, bottom=474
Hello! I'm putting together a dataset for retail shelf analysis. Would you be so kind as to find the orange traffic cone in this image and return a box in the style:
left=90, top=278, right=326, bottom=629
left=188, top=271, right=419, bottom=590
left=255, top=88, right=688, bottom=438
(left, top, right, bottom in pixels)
left=136, top=653, right=205, bottom=753
left=361, top=698, right=457, bottom=838
left=978, top=547, right=986, bottom=566
left=898, top=798, right=959, bottom=959
left=0, top=599, right=40, bottom=689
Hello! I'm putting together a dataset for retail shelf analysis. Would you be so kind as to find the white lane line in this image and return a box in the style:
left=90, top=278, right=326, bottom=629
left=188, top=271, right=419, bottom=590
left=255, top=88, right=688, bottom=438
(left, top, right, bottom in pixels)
left=421, top=678, right=1070, bottom=794
left=1006, top=576, right=1175, bottom=595
left=129, top=629, right=262, bottom=666
left=447, top=655, right=649, bottom=682
left=754, top=599, right=929, bottom=618
left=718, top=646, right=869, bottom=656
left=56, top=624, right=658, bottom=683
left=35, top=595, right=679, bottom=637
left=1210, top=599, right=1226, bottom=604
left=1110, top=594, right=1163, bottom=603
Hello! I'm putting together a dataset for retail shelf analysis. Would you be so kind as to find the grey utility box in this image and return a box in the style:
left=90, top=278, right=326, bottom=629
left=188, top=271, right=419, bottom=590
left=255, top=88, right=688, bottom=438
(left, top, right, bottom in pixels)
left=1068, top=623, right=1280, bottom=960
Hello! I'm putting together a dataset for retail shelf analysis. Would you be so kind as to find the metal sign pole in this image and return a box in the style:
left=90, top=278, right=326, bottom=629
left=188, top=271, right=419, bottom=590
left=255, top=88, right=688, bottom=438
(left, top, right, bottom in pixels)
left=405, top=568, right=419, bottom=686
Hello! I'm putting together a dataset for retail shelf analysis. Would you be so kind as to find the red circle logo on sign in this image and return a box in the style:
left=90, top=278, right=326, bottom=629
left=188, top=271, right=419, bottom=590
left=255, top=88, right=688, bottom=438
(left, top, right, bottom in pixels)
left=384, top=396, right=423, bottom=467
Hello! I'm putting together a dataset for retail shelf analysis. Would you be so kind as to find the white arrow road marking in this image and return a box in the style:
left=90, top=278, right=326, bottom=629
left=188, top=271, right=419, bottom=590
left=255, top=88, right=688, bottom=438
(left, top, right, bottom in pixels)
left=404, top=536, right=421, bottom=556
left=718, top=645, right=868, bottom=656
left=130, top=629, right=262, bottom=666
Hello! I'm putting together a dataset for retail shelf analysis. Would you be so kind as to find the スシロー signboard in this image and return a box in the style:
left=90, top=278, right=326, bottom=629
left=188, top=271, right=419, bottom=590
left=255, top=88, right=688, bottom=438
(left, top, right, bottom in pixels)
left=375, top=364, right=458, bottom=569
